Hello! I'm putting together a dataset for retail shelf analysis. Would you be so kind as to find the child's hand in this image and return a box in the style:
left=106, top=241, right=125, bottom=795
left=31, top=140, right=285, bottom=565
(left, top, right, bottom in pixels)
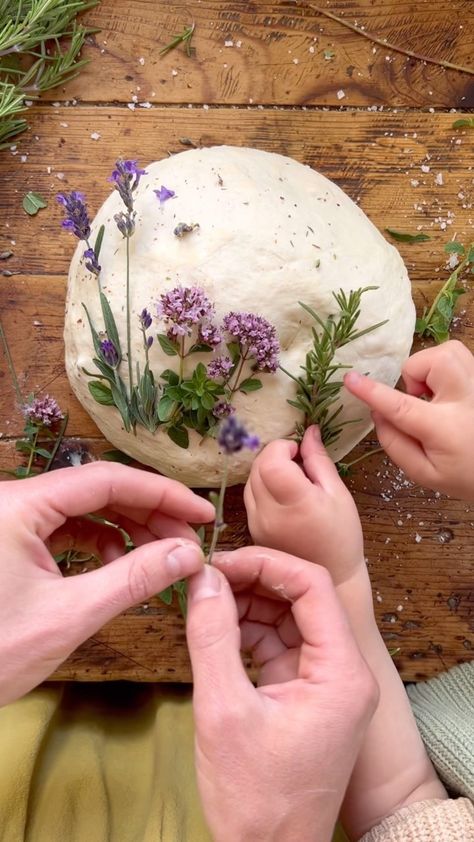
left=344, top=340, right=474, bottom=500
left=244, top=426, right=364, bottom=586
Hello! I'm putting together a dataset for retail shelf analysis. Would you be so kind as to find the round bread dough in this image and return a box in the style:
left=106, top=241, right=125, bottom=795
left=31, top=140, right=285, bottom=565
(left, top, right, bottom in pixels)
left=64, top=145, right=415, bottom=487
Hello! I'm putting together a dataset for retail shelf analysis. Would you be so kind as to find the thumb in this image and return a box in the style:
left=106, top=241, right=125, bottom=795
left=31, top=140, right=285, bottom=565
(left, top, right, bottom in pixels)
left=61, top=538, right=204, bottom=635
left=186, top=565, right=252, bottom=713
left=300, top=425, right=341, bottom=489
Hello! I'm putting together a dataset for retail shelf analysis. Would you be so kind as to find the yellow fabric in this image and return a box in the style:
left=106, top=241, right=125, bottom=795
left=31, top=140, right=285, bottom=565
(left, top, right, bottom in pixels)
left=0, top=682, right=348, bottom=842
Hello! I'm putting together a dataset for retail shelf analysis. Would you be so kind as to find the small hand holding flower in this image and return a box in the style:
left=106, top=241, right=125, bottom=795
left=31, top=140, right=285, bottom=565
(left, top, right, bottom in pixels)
left=244, top=425, right=365, bottom=587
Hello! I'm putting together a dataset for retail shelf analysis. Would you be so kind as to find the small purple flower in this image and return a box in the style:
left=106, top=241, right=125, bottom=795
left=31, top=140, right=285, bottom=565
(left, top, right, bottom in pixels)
left=57, top=191, right=91, bottom=241
left=146, top=335, right=154, bottom=349
left=114, top=211, right=136, bottom=238
left=83, top=247, right=101, bottom=276
left=174, top=222, right=200, bottom=238
left=22, top=394, right=64, bottom=427
left=109, top=159, right=147, bottom=212
left=199, top=323, right=222, bottom=349
left=157, top=286, right=214, bottom=340
left=213, top=401, right=235, bottom=419
left=207, top=356, right=233, bottom=380
left=217, top=415, right=260, bottom=455
left=155, top=185, right=176, bottom=205
left=100, top=339, right=119, bottom=368
left=139, top=308, right=152, bottom=330
left=223, top=312, right=280, bottom=372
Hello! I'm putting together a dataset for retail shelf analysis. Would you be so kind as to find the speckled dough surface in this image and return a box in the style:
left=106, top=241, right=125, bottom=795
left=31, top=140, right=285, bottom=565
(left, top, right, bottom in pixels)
left=64, top=145, right=415, bottom=487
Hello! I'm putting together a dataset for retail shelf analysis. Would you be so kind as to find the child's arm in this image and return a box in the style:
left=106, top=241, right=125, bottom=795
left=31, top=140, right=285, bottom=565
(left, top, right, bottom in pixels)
left=245, top=428, right=446, bottom=840
left=344, top=340, right=474, bottom=501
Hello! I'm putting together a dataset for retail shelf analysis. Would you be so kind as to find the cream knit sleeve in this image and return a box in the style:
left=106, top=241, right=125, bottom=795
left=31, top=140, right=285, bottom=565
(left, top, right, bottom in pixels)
left=359, top=797, right=474, bottom=842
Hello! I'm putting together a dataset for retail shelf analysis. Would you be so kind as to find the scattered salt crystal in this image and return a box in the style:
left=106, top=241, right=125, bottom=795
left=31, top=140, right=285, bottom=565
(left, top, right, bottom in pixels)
left=139, top=101, right=152, bottom=108
left=428, top=107, right=435, bottom=113
left=52, top=102, right=60, bottom=107
left=25, top=100, right=33, bottom=107
left=203, top=103, right=209, bottom=110
left=132, top=94, right=138, bottom=102
left=138, top=57, right=145, bottom=65
left=397, top=519, right=403, bottom=526
left=33, top=320, right=42, bottom=326
left=47, top=166, right=52, bottom=174
left=415, top=533, right=422, bottom=543
left=127, top=102, right=136, bottom=111
left=171, top=69, right=178, bottom=76
left=421, top=164, right=430, bottom=173
left=56, top=172, right=65, bottom=179
left=410, top=179, right=419, bottom=187
left=236, top=40, right=242, bottom=48
left=447, top=252, right=460, bottom=270
left=90, top=131, right=101, bottom=140
left=397, top=604, right=404, bottom=612
left=293, top=58, right=299, bottom=64
left=376, top=594, right=383, bottom=603
left=336, top=89, right=346, bottom=100
left=20, top=155, right=27, bottom=163
left=309, top=45, right=315, bottom=53
left=435, top=172, right=444, bottom=186
left=224, top=39, right=234, bottom=47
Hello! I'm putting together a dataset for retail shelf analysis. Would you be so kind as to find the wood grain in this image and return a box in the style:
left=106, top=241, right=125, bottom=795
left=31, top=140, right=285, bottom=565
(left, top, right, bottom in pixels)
left=40, top=0, right=474, bottom=108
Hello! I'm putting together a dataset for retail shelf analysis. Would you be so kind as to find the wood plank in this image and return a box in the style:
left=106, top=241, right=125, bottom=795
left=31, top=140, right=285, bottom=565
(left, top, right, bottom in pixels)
left=37, top=0, right=474, bottom=108
left=2, top=107, right=474, bottom=281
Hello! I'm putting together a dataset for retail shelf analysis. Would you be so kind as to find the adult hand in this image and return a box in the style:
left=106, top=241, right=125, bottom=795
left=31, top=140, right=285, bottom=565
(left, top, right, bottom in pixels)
left=244, top=426, right=365, bottom=586
left=1, top=462, right=214, bottom=706
left=344, top=340, right=474, bottom=500
left=186, top=548, right=378, bottom=842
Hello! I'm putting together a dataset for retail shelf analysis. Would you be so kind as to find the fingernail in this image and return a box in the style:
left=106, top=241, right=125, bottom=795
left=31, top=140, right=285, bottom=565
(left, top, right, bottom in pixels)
left=166, top=542, right=204, bottom=577
left=344, top=370, right=362, bottom=386
left=188, top=565, right=222, bottom=601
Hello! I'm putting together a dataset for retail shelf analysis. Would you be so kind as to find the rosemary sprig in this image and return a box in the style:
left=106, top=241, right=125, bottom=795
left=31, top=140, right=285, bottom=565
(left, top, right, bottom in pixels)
left=416, top=242, right=474, bottom=343
left=159, top=22, right=195, bottom=57
left=0, top=0, right=99, bottom=148
left=282, top=287, right=388, bottom=445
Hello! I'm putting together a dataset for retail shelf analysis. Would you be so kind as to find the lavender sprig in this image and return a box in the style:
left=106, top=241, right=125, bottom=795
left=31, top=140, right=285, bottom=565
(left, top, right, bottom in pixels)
left=57, top=192, right=101, bottom=277
left=207, top=417, right=260, bottom=564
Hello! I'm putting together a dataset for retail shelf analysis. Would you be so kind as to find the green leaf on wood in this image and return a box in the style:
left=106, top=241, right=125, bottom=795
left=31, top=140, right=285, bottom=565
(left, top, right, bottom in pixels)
left=385, top=229, right=431, bottom=244
left=88, top=380, right=115, bottom=405
left=239, top=377, right=263, bottom=394
left=167, top=425, right=189, bottom=449
left=452, top=117, right=474, bottom=129
left=22, top=192, right=48, bottom=216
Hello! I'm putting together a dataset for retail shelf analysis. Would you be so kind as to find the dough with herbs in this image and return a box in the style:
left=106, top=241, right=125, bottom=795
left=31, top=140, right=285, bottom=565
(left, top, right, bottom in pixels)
left=64, top=145, right=415, bottom=487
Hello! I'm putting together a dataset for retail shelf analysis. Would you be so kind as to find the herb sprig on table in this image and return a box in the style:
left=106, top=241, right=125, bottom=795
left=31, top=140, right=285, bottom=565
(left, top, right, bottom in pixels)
left=0, top=0, right=99, bottom=148
left=281, top=287, right=388, bottom=445
left=416, top=242, right=474, bottom=344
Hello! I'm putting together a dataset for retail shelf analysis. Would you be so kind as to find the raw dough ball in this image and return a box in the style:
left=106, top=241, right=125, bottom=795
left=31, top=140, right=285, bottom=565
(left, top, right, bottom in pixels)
left=64, top=145, right=415, bottom=487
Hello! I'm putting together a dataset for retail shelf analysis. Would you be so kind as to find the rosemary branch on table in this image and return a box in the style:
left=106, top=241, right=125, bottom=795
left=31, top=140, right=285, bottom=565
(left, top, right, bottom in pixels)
left=0, top=0, right=99, bottom=148
left=282, top=287, right=388, bottom=446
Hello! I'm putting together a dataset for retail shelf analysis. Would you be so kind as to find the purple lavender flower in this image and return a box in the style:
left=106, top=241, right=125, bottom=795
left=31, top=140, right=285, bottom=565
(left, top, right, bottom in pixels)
left=114, top=211, right=136, bottom=238
left=154, top=185, right=176, bottom=205
left=146, top=335, right=154, bottom=349
left=57, top=191, right=91, bottom=240
left=223, top=312, right=280, bottom=372
left=139, top=308, right=152, bottom=330
left=109, top=160, right=147, bottom=212
left=199, top=323, right=222, bottom=349
left=83, top=247, right=101, bottom=276
left=174, top=222, right=200, bottom=238
left=22, top=395, right=64, bottom=427
left=157, top=286, right=214, bottom=341
left=217, top=416, right=260, bottom=454
left=213, top=401, right=235, bottom=419
left=100, top=339, right=119, bottom=368
left=207, top=356, right=233, bottom=380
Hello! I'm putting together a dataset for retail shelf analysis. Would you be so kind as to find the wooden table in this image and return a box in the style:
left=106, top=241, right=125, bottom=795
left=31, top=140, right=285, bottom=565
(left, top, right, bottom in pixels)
left=1, top=0, right=473, bottom=683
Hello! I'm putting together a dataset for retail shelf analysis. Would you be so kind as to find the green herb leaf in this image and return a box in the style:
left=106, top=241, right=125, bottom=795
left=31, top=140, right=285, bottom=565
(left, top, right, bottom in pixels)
left=157, top=334, right=179, bottom=356
left=22, top=191, right=48, bottom=216
left=94, top=224, right=105, bottom=259
left=15, top=466, right=29, bottom=478
left=159, top=23, right=195, bottom=57
left=444, top=241, right=465, bottom=255
left=227, top=342, right=241, bottom=364
left=158, top=395, right=177, bottom=422
left=188, top=343, right=213, bottom=354
left=100, top=293, right=121, bottom=358
left=239, top=377, right=263, bottom=394
left=160, top=368, right=180, bottom=385
left=452, top=117, right=474, bottom=129
left=101, top=450, right=133, bottom=465
left=385, top=228, right=431, bottom=244
left=167, top=425, right=189, bottom=449
left=158, top=586, right=173, bottom=606
left=88, top=380, right=115, bottom=406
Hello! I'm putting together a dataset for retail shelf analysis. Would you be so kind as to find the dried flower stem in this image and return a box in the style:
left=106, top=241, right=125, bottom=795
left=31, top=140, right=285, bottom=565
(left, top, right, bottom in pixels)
left=207, top=457, right=229, bottom=565
left=286, top=1, right=474, bottom=76
left=0, top=317, right=23, bottom=405
left=125, top=233, right=133, bottom=391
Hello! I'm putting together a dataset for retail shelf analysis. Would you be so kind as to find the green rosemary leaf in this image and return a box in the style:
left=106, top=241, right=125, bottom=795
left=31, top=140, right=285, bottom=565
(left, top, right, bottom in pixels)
left=239, top=378, right=263, bottom=394
left=101, top=449, right=133, bottom=465
left=158, top=395, right=177, bottom=422
left=94, top=224, right=105, bottom=259
left=167, top=425, right=189, bottom=449
left=385, top=229, right=431, bottom=244
left=416, top=243, right=473, bottom=343
left=22, top=191, right=48, bottom=215
left=157, top=333, right=179, bottom=356
left=452, top=117, right=474, bottom=129
left=159, top=23, right=195, bottom=57
left=88, top=380, right=115, bottom=405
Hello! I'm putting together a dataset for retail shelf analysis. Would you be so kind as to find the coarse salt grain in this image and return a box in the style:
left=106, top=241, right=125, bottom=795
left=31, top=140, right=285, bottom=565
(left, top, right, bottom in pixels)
left=336, top=89, right=345, bottom=100
left=138, top=57, right=145, bottom=65
left=421, top=164, right=430, bottom=173
left=90, top=131, right=101, bottom=140
left=415, top=533, right=422, bottom=543
left=224, top=40, right=234, bottom=47
left=171, top=69, right=178, bottom=76
left=435, top=172, right=444, bottom=186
